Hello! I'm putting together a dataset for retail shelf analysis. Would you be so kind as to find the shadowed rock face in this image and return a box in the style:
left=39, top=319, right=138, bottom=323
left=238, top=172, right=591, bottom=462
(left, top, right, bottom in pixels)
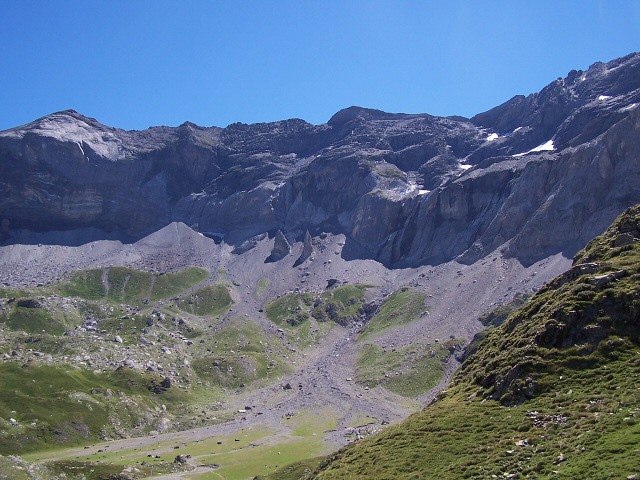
left=2, top=53, right=640, bottom=267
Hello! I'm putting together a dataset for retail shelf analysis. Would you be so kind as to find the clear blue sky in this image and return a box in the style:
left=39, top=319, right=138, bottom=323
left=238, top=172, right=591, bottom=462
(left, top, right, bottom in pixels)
left=1, top=1, right=638, bottom=131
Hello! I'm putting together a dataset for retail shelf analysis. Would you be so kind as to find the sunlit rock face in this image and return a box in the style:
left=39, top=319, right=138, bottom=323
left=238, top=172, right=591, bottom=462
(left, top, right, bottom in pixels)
left=1, top=53, right=640, bottom=267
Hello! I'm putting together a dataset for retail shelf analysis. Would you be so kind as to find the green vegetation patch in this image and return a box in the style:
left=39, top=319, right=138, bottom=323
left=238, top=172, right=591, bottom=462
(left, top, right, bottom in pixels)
left=0, top=304, right=68, bottom=335
left=58, top=266, right=208, bottom=304
left=265, top=292, right=315, bottom=326
left=0, top=287, right=30, bottom=299
left=360, top=287, right=425, bottom=339
left=191, top=318, right=291, bottom=389
left=0, top=454, right=54, bottom=480
left=177, top=283, right=233, bottom=316
left=59, top=269, right=106, bottom=300
left=0, top=364, right=185, bottom=454
left=356, top=339, right=463, bottom=398
left=104, top=267, right=151, bottom=303
left=96, top=314, right=151, bottom=343
left=256, top=277, right=270, bottom=298
left=375, top=164, right=407, bottom=181
left=214, top=438, right=329, bottom=480
left=266, top=285, right=370, bottom=328
left=150, top=267, right=208, bottom=300
left=312, top=285, right=369, bottom=326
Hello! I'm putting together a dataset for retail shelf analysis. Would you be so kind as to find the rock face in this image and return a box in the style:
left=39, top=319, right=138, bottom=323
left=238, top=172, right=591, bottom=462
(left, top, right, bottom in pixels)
left=294, top=230, right=315, bottom=266
left=266, top=230, right=291, bottom=262
left=2, top=53, right=640, bottom=267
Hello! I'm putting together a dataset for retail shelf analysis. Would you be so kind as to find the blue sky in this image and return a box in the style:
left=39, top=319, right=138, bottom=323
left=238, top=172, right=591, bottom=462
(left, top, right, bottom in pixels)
left=1, top=1, right=639, bottom=131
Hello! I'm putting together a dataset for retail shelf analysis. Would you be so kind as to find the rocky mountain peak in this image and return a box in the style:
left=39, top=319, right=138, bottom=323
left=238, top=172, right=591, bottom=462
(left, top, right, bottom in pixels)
left=470, top=52, right=640, bottom=150
left=327, top=106, right=417, bottom=126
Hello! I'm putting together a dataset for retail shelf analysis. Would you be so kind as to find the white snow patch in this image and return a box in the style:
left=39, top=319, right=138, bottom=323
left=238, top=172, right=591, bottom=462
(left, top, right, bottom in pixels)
left=512, top=127, right=523, bottom=133
left=598, top=95, right=612, bottom=101
left=418, top=189, right=430, bottom=195
left=486, top=133, right=499, bottom=142
left=530, top=140, right=555, bottom=152
left=459, top=164, right=472, bottom=171
left=514, top=140, right=555, bottom=157
left=620, top=103, right=639, bottom=112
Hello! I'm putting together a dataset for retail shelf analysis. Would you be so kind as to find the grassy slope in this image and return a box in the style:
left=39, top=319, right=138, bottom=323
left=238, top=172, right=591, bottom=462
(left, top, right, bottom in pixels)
left=0, top=363, right=188, bottom=455
left=356, top=338, right=463, bottom=398
left=261, top=205, right=640, bottom=480
left=359, top=287, right=425, bottom=340
left=59, top=266, right=208, bottom=304
left=0, top=266, right=238, bottom=454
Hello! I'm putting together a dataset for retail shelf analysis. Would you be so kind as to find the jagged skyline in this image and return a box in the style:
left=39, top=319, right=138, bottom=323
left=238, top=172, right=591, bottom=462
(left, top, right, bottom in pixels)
left=1, top=1, right=639, bottom=132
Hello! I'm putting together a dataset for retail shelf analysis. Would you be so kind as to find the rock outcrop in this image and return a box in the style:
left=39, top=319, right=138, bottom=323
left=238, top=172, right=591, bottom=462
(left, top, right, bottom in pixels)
left=294, top=230, right=315, bottom=266
left=266, top=230, right=291, bottom=262
left=1, top=53, right=640, bottom=268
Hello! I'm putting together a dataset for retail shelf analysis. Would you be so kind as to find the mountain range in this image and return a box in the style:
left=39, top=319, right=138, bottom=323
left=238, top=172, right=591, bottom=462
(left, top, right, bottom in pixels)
left=2, top=52, right=640, bottom=268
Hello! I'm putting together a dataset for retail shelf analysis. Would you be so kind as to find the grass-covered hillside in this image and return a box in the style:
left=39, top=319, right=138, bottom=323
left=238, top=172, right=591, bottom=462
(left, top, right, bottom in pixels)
left=0, top=265, right=271, bottom=456
left=262, top=205, right=640, bottom=479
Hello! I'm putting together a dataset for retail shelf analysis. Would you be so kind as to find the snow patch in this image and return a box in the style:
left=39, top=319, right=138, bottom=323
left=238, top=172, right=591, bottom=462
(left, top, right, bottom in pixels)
left=530, top=140, right=555, bottom=152
left=486, top=133, right=499, bottom=142
left=598, top=95, right=612, bottom=101
left=459, top=164, right=472, bottom=171
left=512, top=127, right=523, bottom=133
left=514, top=140, right=555, bottom=157
left=620, top=103, right=639, bottom=112
left=403, top=179, right=431, bottom=199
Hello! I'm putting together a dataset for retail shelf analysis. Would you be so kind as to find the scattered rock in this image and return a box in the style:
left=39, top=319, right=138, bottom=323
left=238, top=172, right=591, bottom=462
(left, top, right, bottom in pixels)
left=554, top=453, right=567, bottom=464
left=326, top=278, right=339, bottom=289
left=16, top=298, right=42, bottom=308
